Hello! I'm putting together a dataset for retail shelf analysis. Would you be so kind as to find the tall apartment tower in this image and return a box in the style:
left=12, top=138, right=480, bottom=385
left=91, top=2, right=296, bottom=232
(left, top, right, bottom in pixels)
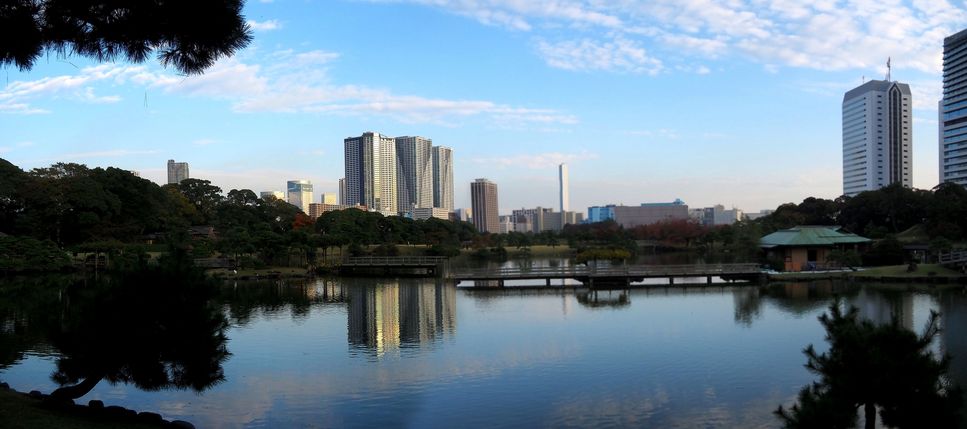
left=842, top=79, right=912, bottom=196
left=166, top=159, right=189, bottom=184
left=941, top=29, right=967, bottom=187
left=344, top=132, right=398, bottom=215
left=432, top=146, right=454, bottom=210
left=470, top=178, right=499, bottom=233
left=559, top=163, right=569, bottom=212
left=395, top=136, right=434, bottom=213
left=338, top=178, right=346, bottom=205
left=287, top=180, right=313, bottom=214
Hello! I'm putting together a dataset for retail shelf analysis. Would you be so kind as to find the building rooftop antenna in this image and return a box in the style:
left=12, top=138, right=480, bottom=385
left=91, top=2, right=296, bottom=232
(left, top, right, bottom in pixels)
left=886, top=57, right=891, bottom=82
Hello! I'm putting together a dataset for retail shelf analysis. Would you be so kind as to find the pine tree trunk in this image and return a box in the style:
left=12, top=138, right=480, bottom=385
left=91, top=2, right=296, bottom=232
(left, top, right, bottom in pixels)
left=865, top=402, right=876, bottom=429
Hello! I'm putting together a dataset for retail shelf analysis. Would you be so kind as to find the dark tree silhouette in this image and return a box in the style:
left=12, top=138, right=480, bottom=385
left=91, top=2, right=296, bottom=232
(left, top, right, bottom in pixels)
left=776, top=302, right=962, bottom=429
left=47, top=264, right=230, bottom=400
left=1, top=0, right=251, bottom=75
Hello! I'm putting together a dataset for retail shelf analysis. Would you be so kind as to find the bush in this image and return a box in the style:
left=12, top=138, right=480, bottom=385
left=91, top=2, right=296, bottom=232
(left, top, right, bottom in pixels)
left=372, top=244, right=400, bottom=257
left=862, top=237, right=905, bottom=266
left=425, top=244, right=460, bottom=257
left=0, top=236, right=72, bottom=272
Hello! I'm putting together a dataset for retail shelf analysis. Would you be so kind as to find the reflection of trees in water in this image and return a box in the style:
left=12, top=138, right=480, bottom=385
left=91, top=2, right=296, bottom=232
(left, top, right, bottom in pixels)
left=346, top=279, right=456, bottom=357
left=755, top=282, right=860, bottom=318
left=217, top=279, right=347, bottom=326
left=47, top=267, right=231, bottom=400
left=576, top=290, right=630, bottom=309
left=0, top=267, right=232, bottom=400
left=0, top=276, right=68, bottom=370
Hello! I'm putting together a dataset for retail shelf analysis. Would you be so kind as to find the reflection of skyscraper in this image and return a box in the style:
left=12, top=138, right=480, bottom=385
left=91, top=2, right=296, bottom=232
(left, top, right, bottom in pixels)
left=850, top=288, right=913, bottom=330
left=939, top=291, right=967, bottom=394
left=347, top=281, right=456, bottom=357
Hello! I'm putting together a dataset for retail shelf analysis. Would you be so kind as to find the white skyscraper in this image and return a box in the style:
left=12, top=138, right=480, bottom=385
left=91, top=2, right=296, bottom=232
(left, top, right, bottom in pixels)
left=287, top=180, right=313, bottom=214
left=166, top=159, right=189, bottom=184
left=432, top=146, right=454, bottom=211
left=559, top=163, right=569, bottom=212
left=395, top=136, right=434, bottom=213
left=842, top=79, right=912, bottom=196
left=344, top=132, right=398, bottom=215
left=941, top=29, right=967, bottom=187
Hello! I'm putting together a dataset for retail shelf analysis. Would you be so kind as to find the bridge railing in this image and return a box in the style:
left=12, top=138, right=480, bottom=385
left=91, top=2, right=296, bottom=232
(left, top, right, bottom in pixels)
left=939, top=250, right=967, bottom=265
left=341, top=256, right=450, bottom=267
left=452, top=263, right=761, bottom=279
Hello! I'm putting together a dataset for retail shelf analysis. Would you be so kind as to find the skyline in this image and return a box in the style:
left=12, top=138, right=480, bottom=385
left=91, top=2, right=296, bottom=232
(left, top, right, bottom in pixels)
left=2, top=1, right=967, bottom=213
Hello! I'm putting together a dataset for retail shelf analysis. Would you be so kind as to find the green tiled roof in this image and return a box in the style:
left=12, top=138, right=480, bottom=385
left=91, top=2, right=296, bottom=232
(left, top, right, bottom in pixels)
left=760, top=226, right=870, bottom=248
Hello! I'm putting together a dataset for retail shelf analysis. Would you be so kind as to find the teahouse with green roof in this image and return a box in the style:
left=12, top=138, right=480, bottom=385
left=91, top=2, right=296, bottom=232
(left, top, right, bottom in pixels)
left=760, top=226, right=871, bottom=272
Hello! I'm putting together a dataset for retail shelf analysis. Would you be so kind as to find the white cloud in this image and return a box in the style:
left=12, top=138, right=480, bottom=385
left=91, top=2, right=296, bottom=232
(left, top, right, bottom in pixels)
left=247, top=19, right=282, bottom=31
left=3, top=49, right=575, bottom=126
left=471, top=151, right=597, bottom=169
left=386, top=0, right=967, bottom=74
left=536, top=37, right=662, bottom=74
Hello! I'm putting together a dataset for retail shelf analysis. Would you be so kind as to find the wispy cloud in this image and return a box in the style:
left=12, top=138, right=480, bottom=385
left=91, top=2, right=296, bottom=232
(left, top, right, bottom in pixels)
left=193, top=139, right=220, bottom=146
left=472, top=151, right=597, bottom=169
left=536, top=37, right=662, bottom=74
left=383, top=0, right=967, bottom=74
left=247, top=19, right=282, bottom=31
left=2, top=49, right=575, bottom=126
left=60, top=149, right=159, bottom=159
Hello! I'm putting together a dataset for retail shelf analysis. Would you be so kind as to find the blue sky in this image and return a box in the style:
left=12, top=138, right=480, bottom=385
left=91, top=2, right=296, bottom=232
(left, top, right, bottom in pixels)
left=2, top=0, right=966, bottom=214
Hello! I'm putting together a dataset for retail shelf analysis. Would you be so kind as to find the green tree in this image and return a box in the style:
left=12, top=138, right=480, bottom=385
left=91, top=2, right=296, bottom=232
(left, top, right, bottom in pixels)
left=174, top=178, right=224, bottom=224
left=1, top=0, right=251, bottom=75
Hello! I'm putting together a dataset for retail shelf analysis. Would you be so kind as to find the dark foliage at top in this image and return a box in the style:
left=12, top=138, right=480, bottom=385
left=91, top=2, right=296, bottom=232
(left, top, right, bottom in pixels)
left=0, top=0, right=251, bottom=75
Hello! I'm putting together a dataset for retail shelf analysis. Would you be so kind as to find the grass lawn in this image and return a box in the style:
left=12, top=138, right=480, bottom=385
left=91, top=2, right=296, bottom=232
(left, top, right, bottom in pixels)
left=0, top=389, right=163, bottom=429
left=853, top=264, right=965, bottom=278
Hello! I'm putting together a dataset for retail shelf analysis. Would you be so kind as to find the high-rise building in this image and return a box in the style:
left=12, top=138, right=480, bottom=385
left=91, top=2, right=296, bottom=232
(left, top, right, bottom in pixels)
left=559, top=163, right=569, bottom=212
left=344, top=132, right=398, bottom=215
left=941, top=29, right=967, bottom=187
left=842, top=79, right=912, bottom=196
left=612, top=200, right=689, bottom=228
left=260, top=191, right=284, bottom=201
left=588, top=205, right=616, bottom=223
left=432, top=146, right=454, bottom=210
left=166, top=159, right=189, bottom=184
left=287, top=180, right=313, bottom=214
left=470, top=178, right=499, bottom=233
left=338, top=178, right=346, bottom=205
left=396, top=136, right=434, bottom=213
left=321, top=193, right=337, bottom=205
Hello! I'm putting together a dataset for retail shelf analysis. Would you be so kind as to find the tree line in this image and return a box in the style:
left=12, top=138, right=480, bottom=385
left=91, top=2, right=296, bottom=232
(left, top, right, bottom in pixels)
left=4, top=158, right=967, bottom=271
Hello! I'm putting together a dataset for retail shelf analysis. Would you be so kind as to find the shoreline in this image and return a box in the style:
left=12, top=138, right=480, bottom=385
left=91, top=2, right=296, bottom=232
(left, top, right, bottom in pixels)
left=0, top=383, right=192, bottom=429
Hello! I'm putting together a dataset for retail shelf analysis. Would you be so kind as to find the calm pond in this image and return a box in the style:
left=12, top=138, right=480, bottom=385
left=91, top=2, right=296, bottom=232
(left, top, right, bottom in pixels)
left=1, top=266, right=965, bottom=428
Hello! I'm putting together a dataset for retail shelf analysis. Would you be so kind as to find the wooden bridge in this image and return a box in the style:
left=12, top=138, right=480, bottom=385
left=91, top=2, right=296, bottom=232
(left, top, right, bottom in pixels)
left=338, top=256, right=449, bottom=276
left=939, top=250, right=967, bottom=268
left=452, top=263, right=763, bottom=288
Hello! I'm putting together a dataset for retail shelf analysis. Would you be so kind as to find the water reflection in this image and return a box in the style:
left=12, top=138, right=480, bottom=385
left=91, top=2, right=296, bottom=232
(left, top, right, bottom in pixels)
left=0, top=268, right=230, bottom=400
left=576, top=290, right=630, bottom=308
left=347, top=279, right=456, bottom=357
